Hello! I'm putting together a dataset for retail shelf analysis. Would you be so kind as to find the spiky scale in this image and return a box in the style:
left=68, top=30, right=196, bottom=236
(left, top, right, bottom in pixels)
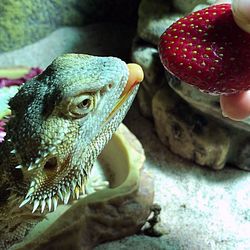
left=30, top=180, right=36, bottom=187
left=47, top=197, right=52, bottom=211
left=81, top=184, right=85, bottom=194
left=71, top=180, right=76, bottom=192
left=64, top=189, right=71, bottom=205
left=159, top=3, right=250, bottom=94
left=28, top=164, right=37, bottom=171
left=26, top=187, right=35, bottom=198
left=58, top=188, right=64, bottom=201
left=78, top=174, right=82, bottom=187
left=53, top=197, right=58, bottom=211
left=41, top=200, right=46, bottom=213
left=32, top=200, right=40, bottom=213
left=35, top=158, right=40, bottom=165
left=19, top=197, right=31, bottom=208
left=75, top=187, right=80, bottom=199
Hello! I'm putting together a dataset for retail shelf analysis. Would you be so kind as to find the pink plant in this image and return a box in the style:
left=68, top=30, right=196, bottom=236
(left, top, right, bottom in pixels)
left=0, top=67, right=42, bottom=143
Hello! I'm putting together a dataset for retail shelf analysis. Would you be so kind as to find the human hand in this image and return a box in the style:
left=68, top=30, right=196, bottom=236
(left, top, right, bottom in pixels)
left=219, top=0, right=250, bottom=120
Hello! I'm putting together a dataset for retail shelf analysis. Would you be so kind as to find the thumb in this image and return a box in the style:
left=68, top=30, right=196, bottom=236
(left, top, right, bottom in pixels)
left=232, top=0, right=250, bottom=33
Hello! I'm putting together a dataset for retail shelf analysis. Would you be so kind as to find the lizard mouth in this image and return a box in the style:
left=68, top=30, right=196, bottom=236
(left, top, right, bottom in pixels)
left=106, top=63, right=144, bottom=122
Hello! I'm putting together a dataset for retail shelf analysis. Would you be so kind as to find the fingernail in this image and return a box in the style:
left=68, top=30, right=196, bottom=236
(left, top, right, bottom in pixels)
left=221, top=110, right=228, bottom=118
left=233, top=0, right=250, bottom=33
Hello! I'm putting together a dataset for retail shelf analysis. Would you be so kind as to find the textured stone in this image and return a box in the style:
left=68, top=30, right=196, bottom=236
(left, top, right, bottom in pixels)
left=0, top=24, right=135, bottom=68
left=192, top=3, right=212, bottom=11
left=169, top=79, right=250, bottom=133
left=131, top=41, right=165, bottom=118
left=0, top=0, right=139, bottom=52
left=132, top=41, right=164, bottom=91
left=137, top=85, right=153, bottom=118
left=138, top=0, right=182, bottom=45
left=168, top=78, right=250, bottom=171
left=173, top=0, right=216, bottom=13
left=94, top=104, right=250, bottom=250
left=237, top=142, right=250, bottom=171
left=152, top=86, right=230, bottom=169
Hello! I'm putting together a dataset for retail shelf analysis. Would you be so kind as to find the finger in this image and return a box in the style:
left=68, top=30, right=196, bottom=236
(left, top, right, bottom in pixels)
left=232, top=0, right=250, bottom=33
left=220, top=91, right=250, bottom=120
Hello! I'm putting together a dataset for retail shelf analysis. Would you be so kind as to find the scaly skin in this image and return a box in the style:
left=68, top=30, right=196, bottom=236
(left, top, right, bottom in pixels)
left=0, top=54, right=142, bottom=249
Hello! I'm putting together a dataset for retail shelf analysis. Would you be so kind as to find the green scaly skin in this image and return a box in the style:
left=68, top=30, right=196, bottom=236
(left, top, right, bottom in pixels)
left=0, top=53, right=139, bottom=249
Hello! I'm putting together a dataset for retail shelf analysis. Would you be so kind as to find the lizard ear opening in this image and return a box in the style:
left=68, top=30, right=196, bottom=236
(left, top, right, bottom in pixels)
left=44, top=157, right=58, bottom=172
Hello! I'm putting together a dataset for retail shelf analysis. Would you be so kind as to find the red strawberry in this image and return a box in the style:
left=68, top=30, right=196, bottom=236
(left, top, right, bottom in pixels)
left=158, top=4, right=250, bottom=95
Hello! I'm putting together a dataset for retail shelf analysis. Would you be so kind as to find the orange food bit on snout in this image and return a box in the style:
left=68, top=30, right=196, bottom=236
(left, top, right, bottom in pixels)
left=122, top=63, right=144, bottom=95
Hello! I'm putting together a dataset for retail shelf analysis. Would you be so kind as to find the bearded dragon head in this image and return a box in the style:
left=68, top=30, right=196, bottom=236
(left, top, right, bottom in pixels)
left=5, top=54, right=142, bottom=213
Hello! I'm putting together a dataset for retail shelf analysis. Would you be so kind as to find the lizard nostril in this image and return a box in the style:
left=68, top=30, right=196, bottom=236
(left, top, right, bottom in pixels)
left=100, top=83, right=113, bottom=95
left=108, top=83, right=113, bottom=89
left=44, top=157, right=58, bottom=172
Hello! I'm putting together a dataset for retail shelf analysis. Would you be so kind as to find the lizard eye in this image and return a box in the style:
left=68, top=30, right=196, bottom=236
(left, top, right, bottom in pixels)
left=68, top=94, right=95, bottom=118
left=77, top=97, right=92, bottom=109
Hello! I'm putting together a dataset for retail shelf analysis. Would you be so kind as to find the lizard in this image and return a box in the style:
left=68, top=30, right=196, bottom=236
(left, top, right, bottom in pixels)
left=0, top=53, right=143, bottom=249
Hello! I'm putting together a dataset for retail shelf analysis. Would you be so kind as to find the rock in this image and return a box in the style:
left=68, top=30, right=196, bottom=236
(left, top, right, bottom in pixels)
left=0, top=0, right=140, bottom=52
left=173, top=0, right=216, bottom=13
left=120, top=103, right=250, bottom=250
left=192, top=3, right=212, bottom=11
left=169, top=80, right=250, bottom=133
left=138, top=0, right=182, bottom=45
left=237, top=141, right=250, bottom=171
left=152, top=86, right=230, bottom=170
left=95, top=235, right=179, bottom=250
left=167, top=78, right=250, bottom=170
left=0, top=24, right=135, bottom=68
left=131, top=40, right=165, bottom=118
left=137, top=85, right=153, bottom=118
left=132, top=41, right=164, bottom=91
